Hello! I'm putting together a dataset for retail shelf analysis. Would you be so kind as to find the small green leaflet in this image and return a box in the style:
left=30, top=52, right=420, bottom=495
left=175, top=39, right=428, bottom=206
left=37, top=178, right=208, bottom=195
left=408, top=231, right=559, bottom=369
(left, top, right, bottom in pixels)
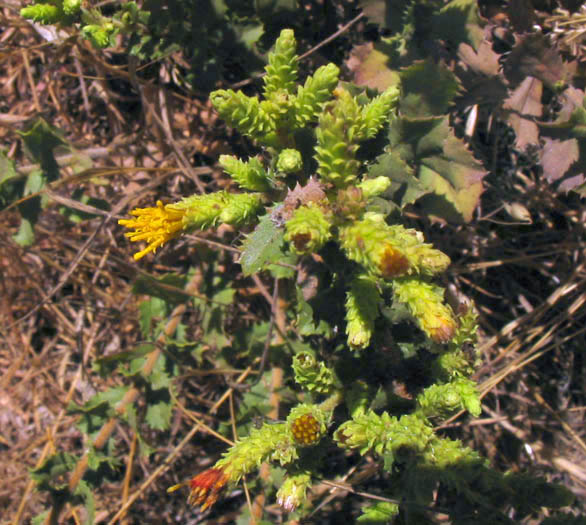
left=357, top=502, right=400, bottom=523
left=239, top=213, right=287, bottom=276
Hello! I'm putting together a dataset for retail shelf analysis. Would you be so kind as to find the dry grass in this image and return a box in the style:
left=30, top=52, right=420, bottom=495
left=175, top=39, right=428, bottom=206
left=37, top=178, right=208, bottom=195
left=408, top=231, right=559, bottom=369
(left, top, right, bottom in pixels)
left=0, top=1, right=585, bottom=524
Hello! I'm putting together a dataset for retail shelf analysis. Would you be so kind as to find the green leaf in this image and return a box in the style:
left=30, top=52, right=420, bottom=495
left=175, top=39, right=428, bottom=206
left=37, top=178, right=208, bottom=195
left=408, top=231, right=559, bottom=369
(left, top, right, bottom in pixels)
left=148, top=352, right=174, bottom=390
left=18, top=118, right=66, bottom=182
left=432, top=0, right=485, bottom=50
left=359, top=0, right=412, bottom=34
left=93, top=343, right=157, bottom=376
left=146, top=399, right=173, bottom=431
left=368, top=151, right=427, bottom=209
left=0, top=151, right=20, bottom=208
left=12, top=217, right=35, bottom=247
left=71, top=386, right=129, bottom=413
left=86, top=448, right=120, bottom=472
left=32, top=511, right=50, bottom=525
left=69, top=386, right=129, bottom=436
left=400, top=59, right=460, bottom=117
left=268, top=251, right=297, bottom=279
left=376, top=115, right=485, bottom=222
left=139, top=297, right=168, bottom=338
left=357, top=502, right=400, bottom=523
left=74, top=480, right=95, bottom=525
left=295, top=287, right=331, bottom=337
left=192, top=283, right=235, bottom=351
left=12, top=168, right=48, bottom=246
left=30, top=452, right=78, bottom=488
left=59, top=188, right=110, bottom=223
left=132, top=273, right=190, bottom=305
left=240, top=213, right=287, bottom=275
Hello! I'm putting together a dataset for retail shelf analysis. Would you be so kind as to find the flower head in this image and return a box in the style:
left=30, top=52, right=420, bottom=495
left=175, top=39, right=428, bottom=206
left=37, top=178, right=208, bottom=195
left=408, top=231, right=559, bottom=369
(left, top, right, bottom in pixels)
left=119, top=200, right=185, bottom=260
left=290, top=413, right=322, bottom=445
left=168, top=467, right=229, bottom=511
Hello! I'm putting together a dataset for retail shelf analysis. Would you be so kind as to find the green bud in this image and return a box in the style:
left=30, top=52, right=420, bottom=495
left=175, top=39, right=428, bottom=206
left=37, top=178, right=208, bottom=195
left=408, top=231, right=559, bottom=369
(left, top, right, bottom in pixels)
left=172, top=191, right=230, bottom=230
left=345, top=275, right=380, bottom=350
left=21, top=4, right=62, bottom=24
left=450, top=306, right=478, bottom=349
left=294, top=63, right=340, bottom=127
left=332, top=88, right=363, bottom=142
left=219, top=155, right=270, bottom=191
left=431, top=349, right=475, bottom=381
left=277, top=471, right=312, bottom=512
left=263, top=29, right=298, bottom=99
left=338, top=218, right=410, bottom=279
left=216, top=422, right=296, bottom=482
left=314, top=96, right=361, bottom=188
left=422, top=436, right=485, bottom=469
left=360, top=85, right=400, bottom=139
left=284, top=202, right=332, bottom=254
left=292, top=352, right=337, bottom=394
left=336, top=411, right=433, bottom=460
left=358, top=176, right=391, bottom=199
left=219, top=193, right=263, bottom=225
left=392, top=278, right=457, bottom=343
left=63, top=0, right=81, bottom=15
left=276, top=148, right=303, bottom=173
left=211, top=90, right=276, bottom=145
left=416, top=378, right=481, bottom=418
left=386, top=224, right=451, bottom=276
left=81, top=24, right=113, bottom=48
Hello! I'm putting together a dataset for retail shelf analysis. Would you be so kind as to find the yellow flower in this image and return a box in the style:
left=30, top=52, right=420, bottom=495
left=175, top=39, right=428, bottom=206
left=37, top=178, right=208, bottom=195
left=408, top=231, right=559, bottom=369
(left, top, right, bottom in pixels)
left=119, top=200, right=185, bottom=260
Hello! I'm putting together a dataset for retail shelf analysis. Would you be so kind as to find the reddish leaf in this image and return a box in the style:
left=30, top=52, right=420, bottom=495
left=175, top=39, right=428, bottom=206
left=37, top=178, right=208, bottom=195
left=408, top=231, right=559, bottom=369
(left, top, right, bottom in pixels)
left=503, top=76, right=542, bottom=150
left=506, top=0, right=536, bottom=33
left=400, top=59, right=460, bottom=117
left=346, top=42, right=399, bottom=91
left=503, top=34, right=566, bottom=90
left=541, top=138, right=579, bottom=184
left=457, top=38, right=501, bottom=77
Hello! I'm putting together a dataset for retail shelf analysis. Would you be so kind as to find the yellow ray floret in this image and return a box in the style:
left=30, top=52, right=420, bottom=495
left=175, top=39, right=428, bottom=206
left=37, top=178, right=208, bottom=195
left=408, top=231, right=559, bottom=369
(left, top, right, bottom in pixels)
left=119, top=200, right=185, bottom=260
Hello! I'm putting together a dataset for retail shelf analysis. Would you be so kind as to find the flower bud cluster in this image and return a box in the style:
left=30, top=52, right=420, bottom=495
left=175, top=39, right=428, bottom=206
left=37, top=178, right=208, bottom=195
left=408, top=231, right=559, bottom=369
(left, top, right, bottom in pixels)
left=118, top=28, right=456, bottom=350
